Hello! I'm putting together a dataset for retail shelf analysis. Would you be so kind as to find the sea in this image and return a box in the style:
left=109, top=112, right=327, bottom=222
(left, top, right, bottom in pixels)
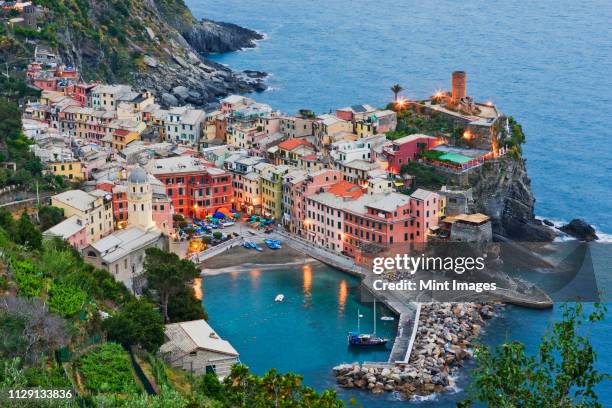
left=188, top=0, right=612, bottom=405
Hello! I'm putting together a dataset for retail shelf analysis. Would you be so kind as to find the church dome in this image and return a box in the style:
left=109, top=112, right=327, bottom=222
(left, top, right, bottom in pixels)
left=128, top=166, right=147, bottom=184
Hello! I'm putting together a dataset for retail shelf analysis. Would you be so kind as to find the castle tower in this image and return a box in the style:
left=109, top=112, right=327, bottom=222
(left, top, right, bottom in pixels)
left=126, top=166, right=156, bottom=231
left=451, top=71, right=467, bottom=102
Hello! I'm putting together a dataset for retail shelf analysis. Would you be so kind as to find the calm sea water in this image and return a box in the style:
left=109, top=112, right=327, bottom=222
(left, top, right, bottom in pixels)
left=192, top=1, right=611, bottom=405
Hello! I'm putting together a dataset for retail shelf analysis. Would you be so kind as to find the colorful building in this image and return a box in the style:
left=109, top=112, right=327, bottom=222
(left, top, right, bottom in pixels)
left=383, top=134, right=439, bottom=174
left=148, top=156, right=233, bottom=218
left=51, top=189, right=114, bottom=243
left=49, top=159, right=84, bottom=181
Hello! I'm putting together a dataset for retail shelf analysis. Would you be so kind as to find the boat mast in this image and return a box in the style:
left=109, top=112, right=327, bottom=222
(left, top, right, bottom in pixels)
left=357, top=308, right=361, bottom=333
left=373, top=297, right=377, bottom=335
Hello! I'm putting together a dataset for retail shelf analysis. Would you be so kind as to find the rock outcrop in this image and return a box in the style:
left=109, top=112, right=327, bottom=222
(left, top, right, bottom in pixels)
left=468, top=156, right=556, bottom=242
left=182, top=19, right=264, bottom=54
left=34, top=0, right=266, bottom=108
left=559, top=219, right=599, bottom=241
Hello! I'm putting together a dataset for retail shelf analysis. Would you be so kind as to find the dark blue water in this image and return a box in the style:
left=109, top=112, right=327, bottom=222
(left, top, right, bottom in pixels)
left=191, top=1, right=612, bottom=405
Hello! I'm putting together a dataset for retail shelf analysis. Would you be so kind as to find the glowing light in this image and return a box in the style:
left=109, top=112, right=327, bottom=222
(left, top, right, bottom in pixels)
left=433, top=90, right=445, bottom=99
left=486, top=100, right=494, bottom=107
left=303, top=264, right=312, bottom=300
left=193, top=204, right=198, bottom=210
left=463, top=130, right=473, bottom=141
left=395, top=98, right=407, bottom=109
left=192, top=277, right=202, bottom=300
left=338, top=280, right=348, bottom=313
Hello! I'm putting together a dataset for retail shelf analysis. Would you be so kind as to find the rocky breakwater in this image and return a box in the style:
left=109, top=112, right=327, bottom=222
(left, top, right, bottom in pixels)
left=333, top=303, right=496, bottom=398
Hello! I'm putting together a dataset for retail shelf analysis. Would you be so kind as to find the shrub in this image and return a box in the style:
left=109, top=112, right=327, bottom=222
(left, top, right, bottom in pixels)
left=77, top=343, right=140, bottom=395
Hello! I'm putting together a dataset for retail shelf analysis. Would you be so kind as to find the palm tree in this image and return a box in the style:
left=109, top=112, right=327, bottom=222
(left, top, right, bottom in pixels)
left=391, top=84, right=403, bottom=101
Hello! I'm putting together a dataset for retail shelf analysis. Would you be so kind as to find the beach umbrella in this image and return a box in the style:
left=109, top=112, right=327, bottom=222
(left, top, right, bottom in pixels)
left=213, top=211, right=226, bottom=219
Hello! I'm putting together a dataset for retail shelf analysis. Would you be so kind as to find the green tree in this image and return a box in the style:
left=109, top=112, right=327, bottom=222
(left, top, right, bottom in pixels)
left=167, top=285, right=207, bottom=323
left=0, top=100, right=22, bottom=142
left=144, top=248, right=199, bottom=322
left=16, top=211, right=42, bottom=250
left=223, top=364, right=348, bottom=407
left=460, top=303, right=609, bottom=408
left=390, top=84, right=403, bottom=101
left=102, top=298, right=165, bottom=353
left=38, top=206, right=65, bottom=231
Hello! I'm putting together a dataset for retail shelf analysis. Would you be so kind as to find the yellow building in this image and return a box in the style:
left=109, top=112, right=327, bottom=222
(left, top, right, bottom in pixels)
left=49, top=160, right=84, bottom=181
left=51, top=189, right=113, bottom=243
left=112, top=128, right=140, bottom=151
left=258, top=164, right=290, bottom=220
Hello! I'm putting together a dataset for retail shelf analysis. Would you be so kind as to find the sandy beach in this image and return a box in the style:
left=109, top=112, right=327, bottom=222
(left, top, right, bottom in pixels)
left=199, top=244, right=314, bottom=273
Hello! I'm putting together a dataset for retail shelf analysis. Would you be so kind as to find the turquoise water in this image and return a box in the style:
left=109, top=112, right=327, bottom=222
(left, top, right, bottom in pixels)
left=191, top=1, right=612, bottom=405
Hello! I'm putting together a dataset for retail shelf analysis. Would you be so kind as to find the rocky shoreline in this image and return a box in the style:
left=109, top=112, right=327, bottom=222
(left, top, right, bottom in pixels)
left=333, top=302, right=497, bottom=398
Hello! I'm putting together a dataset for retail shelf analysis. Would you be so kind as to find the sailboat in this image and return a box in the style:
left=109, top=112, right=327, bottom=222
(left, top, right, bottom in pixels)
left=347, top=297, right=389, bottom=347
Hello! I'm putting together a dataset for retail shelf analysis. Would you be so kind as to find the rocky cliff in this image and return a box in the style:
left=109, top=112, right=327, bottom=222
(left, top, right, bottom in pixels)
left=6, top=0, right=265, bottom=107
left=468, top=156, right=556, bottom=242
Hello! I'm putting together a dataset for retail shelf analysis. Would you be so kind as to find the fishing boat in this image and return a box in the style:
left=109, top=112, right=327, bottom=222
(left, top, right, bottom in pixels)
left=253, top=243, right=263, bottom=252
left=242, top=241, right=256, bottom=249
left=348, top=298, right=389, bottom=347
left=264, top=239, right=282, bottom=249
left=275, top=294, right=284, bottom=302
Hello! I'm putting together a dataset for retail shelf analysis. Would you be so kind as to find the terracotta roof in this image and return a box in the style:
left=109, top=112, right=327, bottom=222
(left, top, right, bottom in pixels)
left=278, top=138, right=314, bottom=151
left=113, top=128, right=130, bottom=136
left=301, top=154, right=317, bottom=161
left=328, top=180, right=364, bottom=199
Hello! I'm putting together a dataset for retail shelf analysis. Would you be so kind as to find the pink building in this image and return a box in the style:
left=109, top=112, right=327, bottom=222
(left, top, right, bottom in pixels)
left=342, top=189, right=440, bottom=263
left=383, top=134, right=440, bottom=174
left=289, top=169, right=344, bottom=236
left=43, top=215, right=88, bottom=249
left=304, top=180, right=364, bottom=252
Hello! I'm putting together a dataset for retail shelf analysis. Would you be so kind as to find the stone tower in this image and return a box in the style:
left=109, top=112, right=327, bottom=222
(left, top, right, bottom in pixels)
left=126, top=166, right=156, bottom=231
left=451, top=71, right=467, bottom=102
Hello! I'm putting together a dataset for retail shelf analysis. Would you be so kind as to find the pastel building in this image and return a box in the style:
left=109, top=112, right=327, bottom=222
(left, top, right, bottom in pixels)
left=82, top=167, right=165, bottom=292
left=343, top=189, right=440, bottom=263
left=354, top=110, right=397, bottom=138
left=49, top=159, right=84, bottom=181
left=261, top=165, right=291, bottom=220
left=304, top=181, right=364, bottom=252
left=335, top=104, right=376, bottom=122
left=148, top=156, right=233, bottom=218
left=383, top=134, right=439, bottom=174
left=220, top=95, right=255, bottom=114
left=51, top=189, right=113, bottom=243
left=313, top=114, right=353, bottom=147
left=43, top=215, right=88, bottom=249
left=282, top=169, right=345, bottom=236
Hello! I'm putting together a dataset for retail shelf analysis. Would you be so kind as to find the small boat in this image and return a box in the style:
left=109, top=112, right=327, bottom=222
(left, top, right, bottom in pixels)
left=242, top=241, right=256, bottom=249
left=380, top=316, right=395, bottom=321
left=275, top=294, right=284, bottom=302
left=253, top=243, right=263, bottom=252
left=348, top=298, right=389, bottom=347
left=264, top=239, right=282, bottom=249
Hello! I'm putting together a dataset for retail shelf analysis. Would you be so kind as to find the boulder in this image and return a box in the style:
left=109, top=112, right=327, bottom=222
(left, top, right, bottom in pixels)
left=172, top=85, right=190, bottom=100
left=143, top=55, right=158, bottom=68
left=161, top=93, right=178, bottom=107
left=559, top=219, right=599, bottom=241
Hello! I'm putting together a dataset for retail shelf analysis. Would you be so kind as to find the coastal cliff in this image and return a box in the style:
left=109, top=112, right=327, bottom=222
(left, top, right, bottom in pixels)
left=2, top=0, right=264, bottom=107
left=468, top=155, right=556, bottom=242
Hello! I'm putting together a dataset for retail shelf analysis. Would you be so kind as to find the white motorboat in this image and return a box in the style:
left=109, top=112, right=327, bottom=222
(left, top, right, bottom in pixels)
left=380, top=316, right=395, bottom=321
left=275, top=294, right=285, bottom=302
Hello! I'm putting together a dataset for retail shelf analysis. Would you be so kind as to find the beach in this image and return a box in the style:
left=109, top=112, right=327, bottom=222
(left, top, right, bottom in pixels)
left=200, top=244, right=313, bottom=272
